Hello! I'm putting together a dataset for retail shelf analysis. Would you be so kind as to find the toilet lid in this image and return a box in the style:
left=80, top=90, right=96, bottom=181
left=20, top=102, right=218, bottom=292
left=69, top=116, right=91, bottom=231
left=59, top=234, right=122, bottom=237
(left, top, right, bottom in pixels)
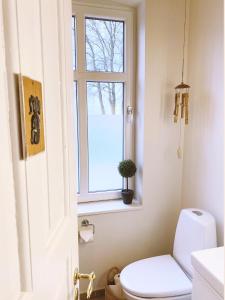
left=120, top=255, right=192, bottom=298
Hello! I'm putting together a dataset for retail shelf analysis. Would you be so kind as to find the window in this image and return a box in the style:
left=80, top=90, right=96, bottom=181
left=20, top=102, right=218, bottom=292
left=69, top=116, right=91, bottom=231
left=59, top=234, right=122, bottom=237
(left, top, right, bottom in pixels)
left=72, top=3, right=134, bottom=202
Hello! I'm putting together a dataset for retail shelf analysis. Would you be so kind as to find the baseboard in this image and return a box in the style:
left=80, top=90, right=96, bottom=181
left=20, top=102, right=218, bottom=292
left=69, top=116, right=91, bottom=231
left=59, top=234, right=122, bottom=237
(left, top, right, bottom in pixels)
left=80, top=288, right=105, bottom=300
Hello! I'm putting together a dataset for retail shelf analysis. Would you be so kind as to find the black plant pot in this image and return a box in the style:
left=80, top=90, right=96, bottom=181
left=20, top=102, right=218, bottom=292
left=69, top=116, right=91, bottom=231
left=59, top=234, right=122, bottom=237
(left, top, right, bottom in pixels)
left=121, top=189, right=134, bottom=205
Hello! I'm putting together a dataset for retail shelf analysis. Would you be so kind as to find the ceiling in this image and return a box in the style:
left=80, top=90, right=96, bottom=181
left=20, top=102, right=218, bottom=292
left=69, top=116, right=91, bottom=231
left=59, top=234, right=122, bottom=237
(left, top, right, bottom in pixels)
left=73, top=0, right=143, bottom=8
left=112, top=0, right=142, bottom=6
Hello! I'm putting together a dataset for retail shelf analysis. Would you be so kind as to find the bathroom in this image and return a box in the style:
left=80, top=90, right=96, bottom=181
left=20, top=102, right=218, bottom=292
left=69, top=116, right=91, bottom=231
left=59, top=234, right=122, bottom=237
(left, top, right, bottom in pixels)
left=76, top=0, right=224, bottom=298
left=0, top=0, right=224, bottom=300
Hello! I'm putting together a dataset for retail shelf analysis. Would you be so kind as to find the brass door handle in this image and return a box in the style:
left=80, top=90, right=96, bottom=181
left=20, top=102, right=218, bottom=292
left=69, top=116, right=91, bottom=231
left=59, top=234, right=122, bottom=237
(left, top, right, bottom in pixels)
left=74, top=286, right=79, bottom=300
left=73, top=269, right=96, bottom=299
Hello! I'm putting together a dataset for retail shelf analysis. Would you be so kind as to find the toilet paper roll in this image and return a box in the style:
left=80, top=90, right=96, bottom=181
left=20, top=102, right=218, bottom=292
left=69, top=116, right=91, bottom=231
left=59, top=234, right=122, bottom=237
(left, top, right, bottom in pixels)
left=114, top=273, right=121, bottom=286
left=79, top=226, right=94, bottom=243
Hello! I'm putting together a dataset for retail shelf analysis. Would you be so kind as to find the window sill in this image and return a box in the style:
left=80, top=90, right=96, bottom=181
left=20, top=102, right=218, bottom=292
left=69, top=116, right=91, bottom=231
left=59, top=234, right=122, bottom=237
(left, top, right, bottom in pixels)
left=77, top=199, right=142, bottom=217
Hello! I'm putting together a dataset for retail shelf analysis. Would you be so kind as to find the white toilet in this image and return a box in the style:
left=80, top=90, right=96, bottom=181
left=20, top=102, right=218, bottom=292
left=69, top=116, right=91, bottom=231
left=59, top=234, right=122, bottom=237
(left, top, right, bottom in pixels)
left=120, top=209, right=217, bottom=300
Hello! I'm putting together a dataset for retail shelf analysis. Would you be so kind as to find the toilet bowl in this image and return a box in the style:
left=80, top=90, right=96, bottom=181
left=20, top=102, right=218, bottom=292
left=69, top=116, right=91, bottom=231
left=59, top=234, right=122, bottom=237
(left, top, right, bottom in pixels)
left=123, top=288, right=191, bottom=300
left=120, top=209, right=217, bottom=300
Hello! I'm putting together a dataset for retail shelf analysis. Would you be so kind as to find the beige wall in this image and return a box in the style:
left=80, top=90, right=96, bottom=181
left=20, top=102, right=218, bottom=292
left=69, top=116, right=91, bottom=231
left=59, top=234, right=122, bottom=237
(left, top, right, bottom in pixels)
left=182, top=0, right=224, bottom=245
left=79, top=0, right=186, bottom=292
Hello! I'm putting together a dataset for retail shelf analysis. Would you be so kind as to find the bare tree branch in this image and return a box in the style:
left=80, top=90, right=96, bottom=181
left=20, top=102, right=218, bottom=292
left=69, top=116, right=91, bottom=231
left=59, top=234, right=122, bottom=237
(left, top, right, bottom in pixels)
left=86, top=35, right=106, bottom=114
left=86, top=19, right=124, bottom=114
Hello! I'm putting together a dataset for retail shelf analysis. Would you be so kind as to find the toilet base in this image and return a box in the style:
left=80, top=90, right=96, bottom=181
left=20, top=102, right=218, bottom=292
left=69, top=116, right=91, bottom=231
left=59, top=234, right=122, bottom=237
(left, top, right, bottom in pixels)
left=123, top=289, right=192, bottom=300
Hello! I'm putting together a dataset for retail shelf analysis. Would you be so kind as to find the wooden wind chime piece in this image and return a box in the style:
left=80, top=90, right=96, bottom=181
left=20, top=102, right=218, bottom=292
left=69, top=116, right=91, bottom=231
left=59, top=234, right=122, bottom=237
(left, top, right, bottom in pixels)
left=173, top=93, right=180, bottom=123
left=182, top=92, right=189, bottom=125
left=173, top=83, right=190, bottom=125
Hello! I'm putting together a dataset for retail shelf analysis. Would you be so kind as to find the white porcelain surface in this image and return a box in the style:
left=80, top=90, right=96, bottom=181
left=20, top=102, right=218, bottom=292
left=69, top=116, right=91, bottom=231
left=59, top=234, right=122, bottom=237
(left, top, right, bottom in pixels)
left=192, top=247, right=224, bottom=298
left=121, top=209, right=217, bottom=300
left=120, top=255, right=192, bottom=298
left=192, top=270, right=223, bottom=300
left=173, top=209, right=217, bottom=277
left=123, top=288, right=191, bottom=300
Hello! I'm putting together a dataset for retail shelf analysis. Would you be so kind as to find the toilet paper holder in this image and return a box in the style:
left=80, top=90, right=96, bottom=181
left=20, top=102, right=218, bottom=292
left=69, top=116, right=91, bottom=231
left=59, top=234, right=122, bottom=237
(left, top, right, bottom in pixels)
left=81, top=219, right=95, bottom=234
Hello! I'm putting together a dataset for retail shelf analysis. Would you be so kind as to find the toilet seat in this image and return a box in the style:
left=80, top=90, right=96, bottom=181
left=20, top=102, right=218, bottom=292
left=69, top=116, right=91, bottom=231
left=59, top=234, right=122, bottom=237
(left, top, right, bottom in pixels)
left=120, top=255, right=192, bottom=298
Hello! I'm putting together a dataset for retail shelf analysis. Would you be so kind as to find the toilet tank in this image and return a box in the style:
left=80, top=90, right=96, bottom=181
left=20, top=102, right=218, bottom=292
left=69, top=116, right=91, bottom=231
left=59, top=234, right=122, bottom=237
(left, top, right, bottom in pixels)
left=173, top=209, right=217, bottom=278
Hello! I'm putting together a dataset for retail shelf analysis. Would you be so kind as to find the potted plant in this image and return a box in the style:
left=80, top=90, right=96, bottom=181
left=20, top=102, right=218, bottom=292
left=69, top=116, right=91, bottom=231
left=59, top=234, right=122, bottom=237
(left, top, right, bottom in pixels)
left=118, top=159, right=137, bottom=205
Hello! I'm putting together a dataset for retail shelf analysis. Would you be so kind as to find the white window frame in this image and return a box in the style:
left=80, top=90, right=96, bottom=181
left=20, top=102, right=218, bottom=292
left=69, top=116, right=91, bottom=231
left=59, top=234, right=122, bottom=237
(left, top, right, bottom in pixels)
left=72, top=1, right=135, bottom=203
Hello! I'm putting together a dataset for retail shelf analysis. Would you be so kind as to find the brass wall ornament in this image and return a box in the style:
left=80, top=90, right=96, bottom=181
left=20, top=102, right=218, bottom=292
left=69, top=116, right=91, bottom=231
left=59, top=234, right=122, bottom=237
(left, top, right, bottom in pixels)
left=173, top=0, right=190, bottom=126
left=29, top=95, right=41, bottom=144
left=19, top=76, right=45, bottom=158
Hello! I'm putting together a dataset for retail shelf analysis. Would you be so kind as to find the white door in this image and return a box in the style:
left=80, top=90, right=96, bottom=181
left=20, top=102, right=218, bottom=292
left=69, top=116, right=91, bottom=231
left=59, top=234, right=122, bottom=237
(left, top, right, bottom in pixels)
left=2, top=0, right=83, bottom=299
left=0, top=2, right=20, bottom=298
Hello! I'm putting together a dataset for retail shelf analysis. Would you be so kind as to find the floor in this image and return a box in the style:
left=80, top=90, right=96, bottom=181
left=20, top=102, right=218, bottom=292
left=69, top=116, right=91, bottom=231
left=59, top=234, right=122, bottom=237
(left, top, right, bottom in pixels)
left=92, top=296, right=105, bottom=300
left=80, top=290, right=105, bottom=300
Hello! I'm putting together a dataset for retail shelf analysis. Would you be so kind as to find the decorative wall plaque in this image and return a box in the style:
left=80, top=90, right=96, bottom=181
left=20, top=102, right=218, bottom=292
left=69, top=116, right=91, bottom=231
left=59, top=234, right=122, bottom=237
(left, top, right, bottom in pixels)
left=19, top=76, right=45, bottom=158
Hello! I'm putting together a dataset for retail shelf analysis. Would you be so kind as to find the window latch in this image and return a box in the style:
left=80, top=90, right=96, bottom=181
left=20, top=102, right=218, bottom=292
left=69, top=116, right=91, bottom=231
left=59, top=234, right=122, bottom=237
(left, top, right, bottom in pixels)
left=127, top=106, right=134, bottom=123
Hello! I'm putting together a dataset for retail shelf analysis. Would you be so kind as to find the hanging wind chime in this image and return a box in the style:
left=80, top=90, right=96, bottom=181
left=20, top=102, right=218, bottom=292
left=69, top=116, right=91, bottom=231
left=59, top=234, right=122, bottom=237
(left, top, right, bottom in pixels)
left=173, top=0, right=190, bottom=126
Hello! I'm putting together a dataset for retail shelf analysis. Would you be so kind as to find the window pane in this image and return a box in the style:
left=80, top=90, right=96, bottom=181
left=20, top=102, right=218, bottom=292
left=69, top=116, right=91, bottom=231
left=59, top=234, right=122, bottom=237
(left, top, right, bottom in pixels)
left=74, top=81, right=80, bottom=193
left=87, top=82, right=124, bottom=192
left=72, top=16, right=77, bottom=70
left=86, top=18, right=124, bottom=72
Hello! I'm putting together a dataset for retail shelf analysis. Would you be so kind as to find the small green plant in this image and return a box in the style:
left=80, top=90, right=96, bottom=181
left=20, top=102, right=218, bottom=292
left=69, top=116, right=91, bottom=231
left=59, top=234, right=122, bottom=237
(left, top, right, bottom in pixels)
left=118, top=159, right=137, bottom=191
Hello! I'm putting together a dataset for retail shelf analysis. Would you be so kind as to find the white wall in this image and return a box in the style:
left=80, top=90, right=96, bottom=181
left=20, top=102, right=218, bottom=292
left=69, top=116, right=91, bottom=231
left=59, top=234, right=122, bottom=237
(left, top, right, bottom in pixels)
left=79, top=0, right=186, bottom=292
left=182, top=0, right=224, bottom=245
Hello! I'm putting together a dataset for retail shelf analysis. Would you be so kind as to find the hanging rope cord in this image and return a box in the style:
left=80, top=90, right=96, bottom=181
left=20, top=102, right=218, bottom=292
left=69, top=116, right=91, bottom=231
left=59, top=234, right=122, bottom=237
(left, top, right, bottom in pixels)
left=177, top=0, right=188, bottom=157
left=181, top=0, right=187, bottom=83
left=177, top=0, right=187, bottom=158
